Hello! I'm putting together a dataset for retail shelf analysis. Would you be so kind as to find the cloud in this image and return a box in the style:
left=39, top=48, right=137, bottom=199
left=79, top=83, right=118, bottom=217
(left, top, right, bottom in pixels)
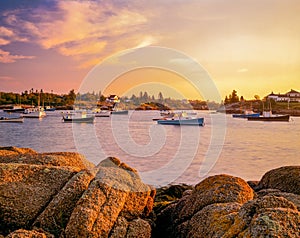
left=0, top=26, right=28, bottom=44
left=0, top=26, right=14, bottom=37
left=0, top=75, right=13, bottom=81
left=0, top=49, right=35, bottom=63
left=14, top=1, right=150, bottom=64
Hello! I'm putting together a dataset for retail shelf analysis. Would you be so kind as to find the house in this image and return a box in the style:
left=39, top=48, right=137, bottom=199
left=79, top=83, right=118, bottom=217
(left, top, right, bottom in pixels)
left=266, top=89, right=300, bottom=102
left=106, top=95, right=120, bottom=103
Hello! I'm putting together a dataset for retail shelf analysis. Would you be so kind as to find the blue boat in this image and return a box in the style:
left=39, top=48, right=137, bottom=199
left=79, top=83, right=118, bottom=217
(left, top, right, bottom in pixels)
left=157, top=117, right=204, bottom=126
left=232, top=112, right=260, bottom=118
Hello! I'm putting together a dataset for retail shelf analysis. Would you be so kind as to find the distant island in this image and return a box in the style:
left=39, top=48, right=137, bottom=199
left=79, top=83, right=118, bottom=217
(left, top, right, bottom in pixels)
left=1, top=88, right=299, bottom=114
left=0, top=89, right=220, bottom=111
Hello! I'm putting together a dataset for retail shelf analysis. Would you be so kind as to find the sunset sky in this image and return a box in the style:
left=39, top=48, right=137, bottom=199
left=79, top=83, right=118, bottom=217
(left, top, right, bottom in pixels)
left=0, top=0, right=299, bottom=101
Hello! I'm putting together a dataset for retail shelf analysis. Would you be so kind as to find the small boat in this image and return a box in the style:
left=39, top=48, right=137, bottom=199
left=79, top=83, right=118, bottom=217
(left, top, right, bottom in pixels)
left=157, top=117, right=204, bottom=126
left=247, top=113, right=290, bottom=122
left=94, top=110, right=111, bottom=117
left=157, top=112, right=204, bottom=126
left=44, top=106, right=56, bottom=111
left=247, top=101, right=290, bottom=122
left=62, top=112, right=95, bottom=123
left=23, top=107, right=37, bottom=114
left=3, top=105, right=25, bottom=113
left=232, top=111, right=260, bottom=118
left=111, top=110, right=128, bottom=115
left=0, top=116, right=24, bottom=123
left=22, top=110, right=46, bottom=118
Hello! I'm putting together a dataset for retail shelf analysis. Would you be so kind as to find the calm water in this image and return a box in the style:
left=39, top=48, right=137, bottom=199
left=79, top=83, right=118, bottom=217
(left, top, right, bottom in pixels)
left=0, top=110, right=299, bottom=187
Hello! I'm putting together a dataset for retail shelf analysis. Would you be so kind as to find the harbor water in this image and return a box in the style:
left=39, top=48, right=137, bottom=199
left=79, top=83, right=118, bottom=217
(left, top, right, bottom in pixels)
left=0, top=110, right=299, bottom=187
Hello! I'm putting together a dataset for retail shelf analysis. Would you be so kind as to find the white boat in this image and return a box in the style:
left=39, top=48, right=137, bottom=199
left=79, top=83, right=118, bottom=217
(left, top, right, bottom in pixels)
left=22, top=110, right=46, bottom=118
left=157, top=117, right=204, bottom=126
left=0, top=116, right=24, bottom=123
left=92, top=108, right=111, bottom=117
left=156, top=112, right=204, bottom=126
left=62, top=112, right=95, bottom=123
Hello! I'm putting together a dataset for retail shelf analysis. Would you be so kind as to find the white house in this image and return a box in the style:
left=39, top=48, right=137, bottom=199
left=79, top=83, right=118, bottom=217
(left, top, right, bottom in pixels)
left=266, top=89, right=300, bottom=102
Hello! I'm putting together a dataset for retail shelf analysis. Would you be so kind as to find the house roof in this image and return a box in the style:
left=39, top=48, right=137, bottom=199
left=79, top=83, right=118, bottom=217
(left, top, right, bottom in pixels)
left=287, top=89, right=300, bottom=94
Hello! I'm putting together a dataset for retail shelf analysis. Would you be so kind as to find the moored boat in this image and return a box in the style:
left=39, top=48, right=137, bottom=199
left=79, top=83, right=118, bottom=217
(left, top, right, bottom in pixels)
left=0, top=116, right=24, bottom=123
left=44, top=106, right=56, bottom=111
left=62, top=112, right=95, bottom=123
left=157, top=117, right=204, bottom=126
left=94, top=110, right=111, bottom=117
left=111, top=110, right=128, bottom=115
left=3, top=106, right=25, bottom=113
left=247, top=102, right=290, bottom=122
left=22, top=110, right=46, bottom=118
left=232, top=111, right=260, bottom=118
left=247, top=114, right=290, bottom=122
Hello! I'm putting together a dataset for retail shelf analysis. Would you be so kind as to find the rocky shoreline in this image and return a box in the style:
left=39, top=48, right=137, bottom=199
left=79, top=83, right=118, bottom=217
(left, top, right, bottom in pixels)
left=0, top=147, right=299, bottom=237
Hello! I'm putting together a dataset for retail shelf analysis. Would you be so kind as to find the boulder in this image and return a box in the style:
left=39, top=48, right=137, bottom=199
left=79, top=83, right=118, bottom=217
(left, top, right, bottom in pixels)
left=126, top=218, right=151, bottom=237
left=0, top=150, right=154, bottom=238
left=154, top=184, right=193, bottom=215
left=0, top=146, right=37, bottom=157
left=5, top=229, right=54, bottom=238
left=256, top=166, right=300, bottom=194
left=63, top=158, right=154, bottom=237
left=0, top=163, right=79, bottom=235
left=154, top=174, right=254, bottom=238
left=32, top=169, right=97, bottom=236
left=0, top=147, right=94, bottom=170
left=257, top=189, right=300, bottom=211
left=223, top=195, right=300, bottom=237
left=177, top=174, right=254, bottom=221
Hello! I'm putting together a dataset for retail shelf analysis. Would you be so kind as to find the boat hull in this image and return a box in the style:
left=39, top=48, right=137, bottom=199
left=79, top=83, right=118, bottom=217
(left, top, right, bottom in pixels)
left=94, top=111, right=111, bottom=117
left=63, top=116, right=95, bottom=123
left=232, top=113, right=260, bottom=118
left=247, top=115, right=290, bottom=122
left=3, top=108, right=25, bottom=113
left=111, top=110, right=128, bottom=115
left=0, top=117, right=24, bottom=123
left=157, top=117, right=204, bottom=126
left=22, top=112, right=46, bottom=118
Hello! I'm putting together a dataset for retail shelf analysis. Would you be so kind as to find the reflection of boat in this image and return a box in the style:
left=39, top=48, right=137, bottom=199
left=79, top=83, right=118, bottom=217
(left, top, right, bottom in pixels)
left=232, top=110, right=260, bottom=118
left=157, top=117, right=204, bottom=126
left=0, top=116, right=24, bottom=123
left=62, top=112, right=95, bottom=123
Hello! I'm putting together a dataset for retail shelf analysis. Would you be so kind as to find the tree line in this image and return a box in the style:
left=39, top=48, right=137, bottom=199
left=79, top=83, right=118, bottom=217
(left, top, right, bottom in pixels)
left=0, top=89, right=76, bottom=107
left=224, top=90, right=260, bottom=105
left=0, top=89, right=221, bottom=110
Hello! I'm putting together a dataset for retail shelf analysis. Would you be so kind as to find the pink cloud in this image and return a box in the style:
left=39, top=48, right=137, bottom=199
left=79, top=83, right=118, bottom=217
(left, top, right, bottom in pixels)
left=0, top=49, right=35, bottom=63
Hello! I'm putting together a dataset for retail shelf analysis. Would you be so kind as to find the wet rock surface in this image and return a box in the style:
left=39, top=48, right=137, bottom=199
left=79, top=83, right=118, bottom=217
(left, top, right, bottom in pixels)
left=0, top=147, right=299, bottom=237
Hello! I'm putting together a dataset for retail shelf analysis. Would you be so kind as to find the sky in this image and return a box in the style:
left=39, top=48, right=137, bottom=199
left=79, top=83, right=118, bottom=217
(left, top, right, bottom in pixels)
left=0, top=0, right=299, bottom=101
